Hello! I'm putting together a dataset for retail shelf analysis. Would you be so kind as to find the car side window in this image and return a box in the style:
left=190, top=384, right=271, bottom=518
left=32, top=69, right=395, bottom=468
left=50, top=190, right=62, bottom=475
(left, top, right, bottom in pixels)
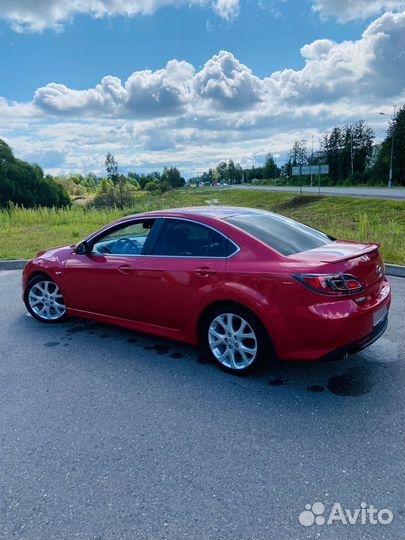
left=92, top=220, right=156, bottom=256
left=151, top=219, right=235, bottom=257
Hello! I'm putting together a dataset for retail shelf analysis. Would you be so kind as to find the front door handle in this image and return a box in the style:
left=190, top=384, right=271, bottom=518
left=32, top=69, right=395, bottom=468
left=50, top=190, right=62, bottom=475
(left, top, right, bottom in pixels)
left=118, top=264, right=135, bottom=274
left=194, top=266, right=216, bottom=277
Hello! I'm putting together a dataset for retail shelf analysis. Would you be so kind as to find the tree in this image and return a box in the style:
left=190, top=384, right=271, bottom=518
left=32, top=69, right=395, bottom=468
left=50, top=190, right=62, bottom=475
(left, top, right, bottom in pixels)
left=216, top=161, right=228, bottom=183
left=0, top=139, right=14, bottom=165
left=105, top=153, right=119, bottom=185
left=144, top=179, right=162, bottom=192
left=103, top=153, right=135, bottom=208
left=321, top=121, right=375, bottom=183
left=290, top=140, right=308, bottom=166
left=321, top=127, right=344, bottom=183
left=349, top=120, right=374, bottom=178
left=373, top=106, right=405, bottom=185
left=228, top=159, right=236, bottom=184
left=264, top=153, right=278, bottom=179
left=0, top=139, right=70, bottom=208
left=234, top=162, right=243, bottom=184
left=280, top=161, right=292, bottom=178
left=212, top=168, right=221, bottom=184
left=162, top=167, right=185, bottom=188
left=93, top=177, right=136, bottom=209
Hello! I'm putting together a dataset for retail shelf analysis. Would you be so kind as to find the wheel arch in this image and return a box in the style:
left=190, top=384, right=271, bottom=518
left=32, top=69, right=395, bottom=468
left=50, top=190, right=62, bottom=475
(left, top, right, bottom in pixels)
left=196, top=299, right=275, bottom=354
left=26, top=270, right=53, bottom=284
left=24, top=271, right=67, bottom=323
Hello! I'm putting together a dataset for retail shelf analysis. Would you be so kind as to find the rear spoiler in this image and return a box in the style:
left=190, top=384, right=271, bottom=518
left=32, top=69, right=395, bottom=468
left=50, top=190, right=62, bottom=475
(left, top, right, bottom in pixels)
left=319, top=243, right=380, bottom=263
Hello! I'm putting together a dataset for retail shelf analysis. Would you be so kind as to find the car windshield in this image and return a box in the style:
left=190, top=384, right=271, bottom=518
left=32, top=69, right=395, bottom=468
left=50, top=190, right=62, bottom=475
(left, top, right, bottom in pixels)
left=224, top=213, right=334, bottom=256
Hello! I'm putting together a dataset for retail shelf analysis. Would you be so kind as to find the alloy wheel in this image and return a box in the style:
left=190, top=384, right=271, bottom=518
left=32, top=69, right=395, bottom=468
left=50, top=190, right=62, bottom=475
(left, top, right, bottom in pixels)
left=28, top=280, right=66, bottom=321
left=208, top=312, right=258, bottom=370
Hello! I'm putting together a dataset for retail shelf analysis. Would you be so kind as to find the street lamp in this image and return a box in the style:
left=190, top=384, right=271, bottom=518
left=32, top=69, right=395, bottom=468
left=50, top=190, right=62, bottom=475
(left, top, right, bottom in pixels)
left=380, top=105, right=397, bottom=188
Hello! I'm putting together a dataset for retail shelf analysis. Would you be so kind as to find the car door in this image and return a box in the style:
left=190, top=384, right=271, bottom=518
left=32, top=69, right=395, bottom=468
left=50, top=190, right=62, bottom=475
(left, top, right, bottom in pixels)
left=63, top=218, right=158, bottom=320
left=135, top=218, right=233, bottom=329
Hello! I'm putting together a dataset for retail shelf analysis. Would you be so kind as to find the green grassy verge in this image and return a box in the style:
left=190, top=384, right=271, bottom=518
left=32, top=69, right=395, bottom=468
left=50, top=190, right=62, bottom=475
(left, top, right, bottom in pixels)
left=0, top=190, right=404, bottom=264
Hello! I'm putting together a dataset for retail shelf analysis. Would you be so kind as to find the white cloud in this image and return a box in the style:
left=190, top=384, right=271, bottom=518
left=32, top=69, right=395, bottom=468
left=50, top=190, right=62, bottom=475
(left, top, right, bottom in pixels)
left=0, top=0, right=240, bottom=32
left=212, top=0, right=240, bottom=20
left=30, top=11, right=405, bottom=119
left=312, top=0, right=404, bottom=22
left=193, top=51, right=264, bottom=110
left=0, top=0, right=402, bottom=33
left=34, top=60, right=195, bottom=118
left=300, top=39, right=336, bottom=60
left=267, top=10, right=405, bottom=103
left=1, top=10, right=404, bottom=175
left=125, top=60, right=195, bottom=117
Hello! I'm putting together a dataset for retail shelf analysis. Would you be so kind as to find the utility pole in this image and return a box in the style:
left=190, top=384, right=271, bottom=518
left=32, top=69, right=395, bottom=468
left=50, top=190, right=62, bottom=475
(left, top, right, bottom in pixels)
left=380, top=105, right=397, bottom=188
left=310, top=135, right=314, bottom=186
left=350, top=130, right=354, bottom=177
left=389, top=126, right=395, bottom=187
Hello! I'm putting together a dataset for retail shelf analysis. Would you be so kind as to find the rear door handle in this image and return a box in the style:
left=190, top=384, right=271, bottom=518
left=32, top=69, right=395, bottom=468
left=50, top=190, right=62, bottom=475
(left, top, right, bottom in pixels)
left=194, top=266, right=216, bottom=277
left=118, top=264, right=136, bottom=274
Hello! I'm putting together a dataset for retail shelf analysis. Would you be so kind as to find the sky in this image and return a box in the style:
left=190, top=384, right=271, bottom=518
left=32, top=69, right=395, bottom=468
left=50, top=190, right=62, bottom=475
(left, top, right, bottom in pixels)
left=0, top=0, right=404, bottom=177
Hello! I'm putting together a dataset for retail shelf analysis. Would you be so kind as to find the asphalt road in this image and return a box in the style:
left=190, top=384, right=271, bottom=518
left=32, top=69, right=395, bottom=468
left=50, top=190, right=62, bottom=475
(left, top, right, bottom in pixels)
left=224, top=185, right=405, bottom=200
left=0, top=270, right=404, bottom=540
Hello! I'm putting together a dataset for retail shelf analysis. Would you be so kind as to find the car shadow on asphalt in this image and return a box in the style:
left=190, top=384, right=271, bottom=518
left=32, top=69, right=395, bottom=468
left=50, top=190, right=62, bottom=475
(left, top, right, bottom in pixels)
left=20, top=313, right=401, bottom=400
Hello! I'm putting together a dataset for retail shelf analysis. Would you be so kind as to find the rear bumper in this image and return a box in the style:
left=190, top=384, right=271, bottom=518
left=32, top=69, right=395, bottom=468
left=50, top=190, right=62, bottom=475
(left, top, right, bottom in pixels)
left=271, top=278, right=391, bottom=362
left=320, top=314, right=388, bottom=362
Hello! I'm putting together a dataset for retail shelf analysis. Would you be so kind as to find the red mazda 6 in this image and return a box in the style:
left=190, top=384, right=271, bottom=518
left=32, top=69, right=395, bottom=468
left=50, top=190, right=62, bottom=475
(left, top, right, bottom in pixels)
left=23, top=206, right=391, bottom=374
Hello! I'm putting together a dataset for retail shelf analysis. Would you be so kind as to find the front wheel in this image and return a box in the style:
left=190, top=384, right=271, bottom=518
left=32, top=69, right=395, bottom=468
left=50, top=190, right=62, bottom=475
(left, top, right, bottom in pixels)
left=202, top=305, right=270, bottom=374
left=24, top=276, right=67, bottom=323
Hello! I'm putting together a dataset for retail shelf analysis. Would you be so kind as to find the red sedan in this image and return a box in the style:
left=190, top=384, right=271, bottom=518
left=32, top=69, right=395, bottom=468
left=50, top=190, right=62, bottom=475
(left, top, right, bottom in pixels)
left=23, top=206, right=391, bottom=374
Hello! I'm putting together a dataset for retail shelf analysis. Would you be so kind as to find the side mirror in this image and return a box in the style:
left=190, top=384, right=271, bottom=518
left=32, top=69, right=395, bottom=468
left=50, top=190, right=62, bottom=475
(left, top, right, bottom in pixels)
left=74, top=241, right=91, bottom=255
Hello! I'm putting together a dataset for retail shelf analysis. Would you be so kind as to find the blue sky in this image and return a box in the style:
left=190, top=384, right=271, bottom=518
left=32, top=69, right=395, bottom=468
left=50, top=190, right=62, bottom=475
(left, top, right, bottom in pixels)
left=0, top=2, right=366, bottom=101
left=0, top=0, right=404, bottom=175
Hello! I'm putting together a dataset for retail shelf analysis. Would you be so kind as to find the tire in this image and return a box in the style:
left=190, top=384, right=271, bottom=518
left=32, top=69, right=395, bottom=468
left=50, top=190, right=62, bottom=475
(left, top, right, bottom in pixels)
left=24, top=275, right=67, bottom=323
left=201, top=304, right=270, bottom=375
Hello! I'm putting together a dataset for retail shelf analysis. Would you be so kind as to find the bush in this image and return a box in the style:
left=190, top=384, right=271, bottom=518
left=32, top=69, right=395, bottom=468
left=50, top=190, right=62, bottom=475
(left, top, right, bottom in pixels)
left=144, top=179, right=163, bottom=193
left=92, top=178, right=137, bottom=209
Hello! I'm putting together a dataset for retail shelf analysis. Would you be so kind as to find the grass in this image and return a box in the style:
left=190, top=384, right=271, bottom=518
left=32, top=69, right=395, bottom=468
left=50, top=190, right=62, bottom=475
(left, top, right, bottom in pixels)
left=0, top=189, right=404, bottom=264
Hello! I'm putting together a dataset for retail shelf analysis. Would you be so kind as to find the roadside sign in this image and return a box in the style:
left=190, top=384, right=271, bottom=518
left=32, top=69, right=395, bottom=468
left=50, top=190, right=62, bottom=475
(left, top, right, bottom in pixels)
left=320, top=165, right=329, bottom=174
left=292, top=164, right=329, bottom=176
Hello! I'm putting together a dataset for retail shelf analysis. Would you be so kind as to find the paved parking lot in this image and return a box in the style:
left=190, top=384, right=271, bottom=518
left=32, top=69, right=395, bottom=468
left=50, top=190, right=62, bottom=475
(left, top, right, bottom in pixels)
left=0, top=270, right=404, bottom=540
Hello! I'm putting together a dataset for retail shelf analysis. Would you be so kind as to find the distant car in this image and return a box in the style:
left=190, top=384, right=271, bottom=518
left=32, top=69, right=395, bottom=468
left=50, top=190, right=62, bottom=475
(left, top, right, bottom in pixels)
left=23, top=206, right=391, bottom=374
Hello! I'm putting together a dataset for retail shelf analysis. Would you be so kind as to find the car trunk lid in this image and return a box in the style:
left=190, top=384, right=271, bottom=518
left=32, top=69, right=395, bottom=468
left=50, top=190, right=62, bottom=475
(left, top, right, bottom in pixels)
left=293, top=241, right=385, bottom=289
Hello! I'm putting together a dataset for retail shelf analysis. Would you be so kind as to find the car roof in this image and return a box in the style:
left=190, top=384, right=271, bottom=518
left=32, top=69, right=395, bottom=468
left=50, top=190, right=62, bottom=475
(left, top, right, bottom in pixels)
left=126, top=206, right=268, bottom=220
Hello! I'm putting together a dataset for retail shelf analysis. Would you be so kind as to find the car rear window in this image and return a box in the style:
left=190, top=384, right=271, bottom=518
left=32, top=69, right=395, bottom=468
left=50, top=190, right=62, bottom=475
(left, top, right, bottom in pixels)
left=224, top=213, right=334, bottom=256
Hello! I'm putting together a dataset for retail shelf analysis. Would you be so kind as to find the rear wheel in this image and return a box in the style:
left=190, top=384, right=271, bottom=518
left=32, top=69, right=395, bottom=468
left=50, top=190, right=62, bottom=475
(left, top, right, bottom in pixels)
left=202, top=305, right=270, bottom=374
left=25, top=276, right=67, bottom=323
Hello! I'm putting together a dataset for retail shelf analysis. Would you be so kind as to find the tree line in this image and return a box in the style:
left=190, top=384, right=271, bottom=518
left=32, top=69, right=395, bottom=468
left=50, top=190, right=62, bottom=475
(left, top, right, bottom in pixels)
left=91, top=153, right=185, bottom=208
left=192, top=106, right=404, bottom=186
left=0, top=144, right=185, bottom=209
left=57, top=154, right=186, bottom=208
left=0, top=140, right=70, bottom=208
left=1, top=106, right=403, bottom=209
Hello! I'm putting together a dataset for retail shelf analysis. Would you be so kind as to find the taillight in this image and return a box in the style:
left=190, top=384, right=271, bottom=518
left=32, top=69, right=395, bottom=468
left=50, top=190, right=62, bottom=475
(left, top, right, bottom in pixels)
left=293, top=273, right=365, bottom=296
